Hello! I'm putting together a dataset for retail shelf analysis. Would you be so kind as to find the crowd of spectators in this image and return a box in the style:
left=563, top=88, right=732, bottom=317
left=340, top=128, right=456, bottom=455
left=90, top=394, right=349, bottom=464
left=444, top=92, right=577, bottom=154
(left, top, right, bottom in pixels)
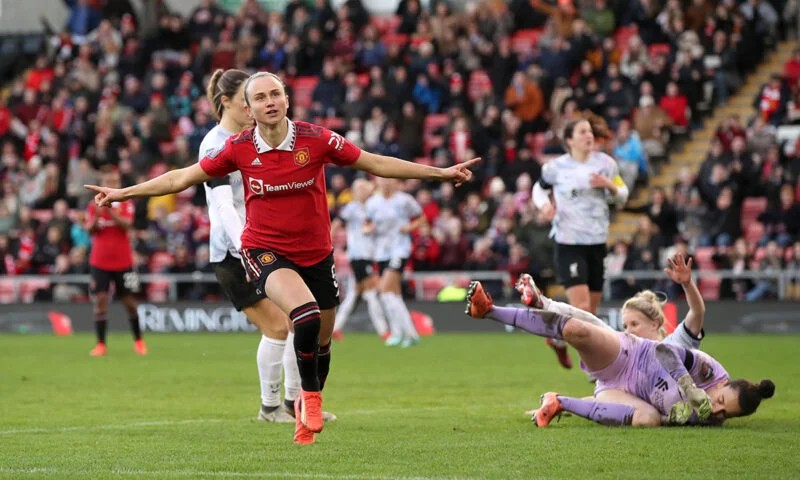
left=0, top=0, right=799, bottom=302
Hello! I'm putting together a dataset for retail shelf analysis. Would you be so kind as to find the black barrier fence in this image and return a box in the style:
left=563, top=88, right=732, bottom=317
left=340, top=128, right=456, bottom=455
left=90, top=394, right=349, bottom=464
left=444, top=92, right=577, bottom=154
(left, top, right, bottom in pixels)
left=1, top=301, right=800, bottom=335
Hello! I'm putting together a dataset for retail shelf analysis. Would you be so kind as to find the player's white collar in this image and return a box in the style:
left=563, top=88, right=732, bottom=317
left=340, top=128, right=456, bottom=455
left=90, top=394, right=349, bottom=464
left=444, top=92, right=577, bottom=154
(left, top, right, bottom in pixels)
left=253, top=118, right=296, bottom=153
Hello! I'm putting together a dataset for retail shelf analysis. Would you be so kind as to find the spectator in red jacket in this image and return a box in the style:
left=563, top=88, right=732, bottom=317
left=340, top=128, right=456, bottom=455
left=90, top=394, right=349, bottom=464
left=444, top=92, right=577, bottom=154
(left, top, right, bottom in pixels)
left=783, top=48, right=800, bottom=87
left=659, top=82, right=688, bottom=127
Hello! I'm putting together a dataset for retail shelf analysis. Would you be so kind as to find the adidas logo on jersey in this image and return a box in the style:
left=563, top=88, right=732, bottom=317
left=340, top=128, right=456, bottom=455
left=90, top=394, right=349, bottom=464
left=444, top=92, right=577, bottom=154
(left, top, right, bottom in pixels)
left=251, top=158, right=262, bottom=166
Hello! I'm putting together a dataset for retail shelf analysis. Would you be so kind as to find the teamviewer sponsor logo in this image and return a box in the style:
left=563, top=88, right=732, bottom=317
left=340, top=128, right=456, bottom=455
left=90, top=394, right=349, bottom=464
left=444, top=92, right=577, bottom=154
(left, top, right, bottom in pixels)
left=264, top=178, right=315, bottom=192
left=248, top=177, right=315, bottom=195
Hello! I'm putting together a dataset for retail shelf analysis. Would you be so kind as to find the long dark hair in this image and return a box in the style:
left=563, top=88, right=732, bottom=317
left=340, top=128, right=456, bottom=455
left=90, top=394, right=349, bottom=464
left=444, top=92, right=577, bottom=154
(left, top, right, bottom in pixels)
left=562, top=112, right=610, bottom=152
left=728, top=378, right=775, bottom=417
left=206, top=69, right=249, bottom=120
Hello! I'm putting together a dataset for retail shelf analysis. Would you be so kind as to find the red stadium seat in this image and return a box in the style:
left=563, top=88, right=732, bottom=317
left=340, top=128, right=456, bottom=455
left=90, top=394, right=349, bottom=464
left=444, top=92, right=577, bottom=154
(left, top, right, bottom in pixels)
left=614, top=25, right=638, bottom=53
left=149, top=251, right=174, bottom=273
left=0, top=280, right=16, bottom=304
left=741, top=197, right=768, bottom=231
left=31, top=209, right=53, bottom=224
left=290, top=76, right=319, bottom=109
left=648, top=43, right=671, bottom=57
left=19, top=279, right=50, bottom=303
left=452, top=275, right=471, bottom=288
left=370, top=15, right=401, bottom=35
left=467, top=71, right=492, bottom=102
left=421, top=276, right=448, bottom=300
left=424, top=114, right=449, bottom=134
left=316, top=116, right=345, bottom=132
left=510, top=29, right=543, bottom=55
left=697, top=276, right=721, bottom=301
left=383, top=34, right=409, bottom=49
left=422, top=136, right=444, bottom=155
left=745, top=222, right=765, bottom=246
left=753, top=246, right=784, bottom=263
left=147, top=281, right=169, bottom=302
left=693, top=247, right=716, bottom=271
left=356, top=73, right=370, bottom=88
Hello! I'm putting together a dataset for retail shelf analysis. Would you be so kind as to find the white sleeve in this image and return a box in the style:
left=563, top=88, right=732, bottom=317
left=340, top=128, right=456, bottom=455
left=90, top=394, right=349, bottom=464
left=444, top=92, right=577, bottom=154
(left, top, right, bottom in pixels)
left=532, top=181, right=552, bottom=209
left=407, top=194, right=423, bottom=217
left=208, top=183, right=244, bottom=251
left=606, top=155, right=629, bottom=206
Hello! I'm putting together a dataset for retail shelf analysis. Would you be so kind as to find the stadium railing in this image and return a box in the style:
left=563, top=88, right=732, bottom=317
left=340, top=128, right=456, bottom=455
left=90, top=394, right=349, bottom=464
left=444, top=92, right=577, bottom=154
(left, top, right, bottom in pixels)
left=0, top=271, right=514, bottom=304
left=3, top=270, right=795, bottom=303
left=603, top=270, right=799, bottom=300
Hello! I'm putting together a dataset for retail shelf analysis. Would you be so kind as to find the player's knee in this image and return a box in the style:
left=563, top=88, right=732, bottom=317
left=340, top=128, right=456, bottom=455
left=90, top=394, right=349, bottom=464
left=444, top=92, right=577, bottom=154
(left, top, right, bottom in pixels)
left=562, top=319, right=591, bottom=344
left=631, top=409, right=661, bottom=427
left=263, top=321, right=289, bottom=339
left=94, top=293, right=109, bottom=310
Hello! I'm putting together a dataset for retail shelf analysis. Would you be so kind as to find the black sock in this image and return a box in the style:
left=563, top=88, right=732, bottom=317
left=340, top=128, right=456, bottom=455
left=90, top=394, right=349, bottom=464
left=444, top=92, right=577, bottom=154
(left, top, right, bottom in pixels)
left=128, top=314, right=142, bottom=341
left=290, top=302, right=321, bottom=392
left=95, top=313, right=107, bottom=344
left=318, top=342, right=331, bottom=391
left=284, top=399, right=296, bottom=415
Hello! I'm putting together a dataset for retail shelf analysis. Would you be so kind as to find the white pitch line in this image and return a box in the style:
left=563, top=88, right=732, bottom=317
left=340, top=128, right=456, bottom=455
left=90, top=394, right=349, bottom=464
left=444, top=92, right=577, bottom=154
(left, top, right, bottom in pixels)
left=0, top=468, right=478, bottom=480
left=0, top=407, right=460, bottom=436
left=0, top=418, right=224, bottom=435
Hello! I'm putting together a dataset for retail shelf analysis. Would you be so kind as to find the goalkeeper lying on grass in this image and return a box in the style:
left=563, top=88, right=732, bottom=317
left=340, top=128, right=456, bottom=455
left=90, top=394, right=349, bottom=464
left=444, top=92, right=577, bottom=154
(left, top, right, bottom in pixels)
left=465, top=280, right=775, bottom=427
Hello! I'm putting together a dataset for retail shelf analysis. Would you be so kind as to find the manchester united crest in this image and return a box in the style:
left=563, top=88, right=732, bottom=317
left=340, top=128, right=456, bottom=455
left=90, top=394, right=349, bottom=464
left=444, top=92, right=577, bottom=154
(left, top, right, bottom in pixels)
left=258, top=252, right=276, bottom=265
left=293, top=147, right=310, bottom=167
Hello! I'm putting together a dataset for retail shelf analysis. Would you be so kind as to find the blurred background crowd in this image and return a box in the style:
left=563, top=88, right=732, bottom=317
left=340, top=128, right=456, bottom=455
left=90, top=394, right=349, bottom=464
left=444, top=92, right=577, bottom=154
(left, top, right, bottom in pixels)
left=1, top=0, right=799, bottom=303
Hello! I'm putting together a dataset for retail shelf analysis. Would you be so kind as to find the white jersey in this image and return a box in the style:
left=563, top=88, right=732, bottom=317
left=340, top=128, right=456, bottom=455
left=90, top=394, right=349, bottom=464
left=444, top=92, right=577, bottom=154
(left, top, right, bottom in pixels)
left=539, top=151, right=620, bottom=245
left=365, top=191, right=422, bottom=262
left=338, top=200, right=373, bottom=261
left=664, top=321, right=703, bottom=350
left=199, top=125, right=245, bottom=263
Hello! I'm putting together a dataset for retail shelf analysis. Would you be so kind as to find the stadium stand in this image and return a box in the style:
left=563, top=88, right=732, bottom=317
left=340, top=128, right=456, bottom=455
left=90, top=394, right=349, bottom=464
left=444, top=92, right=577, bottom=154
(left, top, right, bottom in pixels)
left=0, top=0, right=798, bottom=303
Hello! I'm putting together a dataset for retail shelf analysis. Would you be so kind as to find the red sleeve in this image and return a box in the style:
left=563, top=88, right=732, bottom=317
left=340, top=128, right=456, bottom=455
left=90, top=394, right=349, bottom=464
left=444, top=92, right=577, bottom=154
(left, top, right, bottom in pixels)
left=321, top=127, right=361, bottom=166
left=199, top=138, right=238, bottom=177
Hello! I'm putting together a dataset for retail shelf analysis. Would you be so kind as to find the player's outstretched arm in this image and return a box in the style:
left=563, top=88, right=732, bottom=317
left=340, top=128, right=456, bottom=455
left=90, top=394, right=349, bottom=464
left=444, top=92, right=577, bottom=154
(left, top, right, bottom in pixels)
left=664, top=253, right=705, bottom=337
left=85, top=163, right=213, bottom=207
left=351, top=151, right=480, bottom=186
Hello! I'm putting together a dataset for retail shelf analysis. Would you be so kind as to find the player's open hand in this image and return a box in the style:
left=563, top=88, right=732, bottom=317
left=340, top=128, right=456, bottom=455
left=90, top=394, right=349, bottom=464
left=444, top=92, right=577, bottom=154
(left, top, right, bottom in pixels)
left=442, top=157, right=481, bottom=187
left=664, top=252, right=693, bottom=285
left=84, top=184, right=125, bottom=207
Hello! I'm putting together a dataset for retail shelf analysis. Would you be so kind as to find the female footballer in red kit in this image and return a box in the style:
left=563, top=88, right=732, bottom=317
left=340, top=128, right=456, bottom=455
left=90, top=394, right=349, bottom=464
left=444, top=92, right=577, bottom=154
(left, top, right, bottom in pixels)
left=86, top=72, right=479, bottom=444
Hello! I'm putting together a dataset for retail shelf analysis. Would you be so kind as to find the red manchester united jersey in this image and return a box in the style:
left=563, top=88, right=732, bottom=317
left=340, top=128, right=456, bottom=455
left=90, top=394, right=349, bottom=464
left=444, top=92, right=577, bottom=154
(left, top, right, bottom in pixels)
left=87, top=201, right=134, bottom=271
left=199, top=119, right=361, bottom=266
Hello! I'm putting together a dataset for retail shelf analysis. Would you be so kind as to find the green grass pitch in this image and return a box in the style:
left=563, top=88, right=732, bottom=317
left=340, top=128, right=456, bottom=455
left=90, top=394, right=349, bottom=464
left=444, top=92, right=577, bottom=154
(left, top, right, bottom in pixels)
left=1, top=332, right=799, bottom=479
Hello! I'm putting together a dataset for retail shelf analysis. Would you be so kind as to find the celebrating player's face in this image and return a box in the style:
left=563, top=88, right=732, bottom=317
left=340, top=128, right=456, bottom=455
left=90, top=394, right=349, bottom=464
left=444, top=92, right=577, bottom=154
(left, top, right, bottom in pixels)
left=245, top=75, right=288, bottom=126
